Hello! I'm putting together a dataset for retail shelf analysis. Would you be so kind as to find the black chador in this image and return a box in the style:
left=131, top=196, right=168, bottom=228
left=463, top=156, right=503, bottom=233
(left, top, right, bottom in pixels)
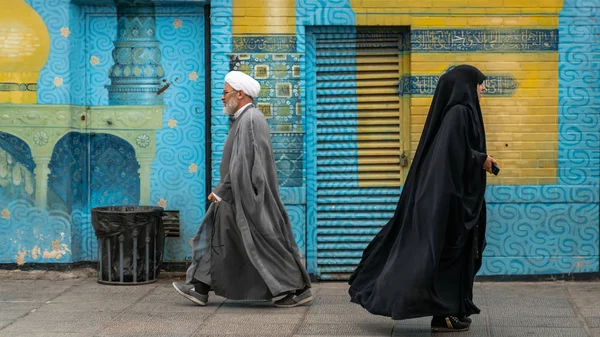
left=349, top=65, right=491, bottom=328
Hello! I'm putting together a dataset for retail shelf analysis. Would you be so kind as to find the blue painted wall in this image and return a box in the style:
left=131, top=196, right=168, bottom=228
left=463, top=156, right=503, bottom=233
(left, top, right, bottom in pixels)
left=0, top=0, right=597, bottom=278
left=0, top=1, right=206, bottom=264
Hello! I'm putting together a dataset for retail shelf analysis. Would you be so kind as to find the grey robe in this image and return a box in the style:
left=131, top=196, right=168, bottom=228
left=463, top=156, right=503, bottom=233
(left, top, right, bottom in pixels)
left=186, top=106, right=311, bottom=300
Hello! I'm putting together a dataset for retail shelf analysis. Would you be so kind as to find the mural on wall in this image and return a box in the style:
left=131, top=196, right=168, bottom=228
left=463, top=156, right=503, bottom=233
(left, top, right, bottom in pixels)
left=0, top=0, right=597, bottom=279
left=0, top=0, right=50, bottom=104
left=217, top=0, right=598, bottom=278
left=0, top=0, right=207, bottom=264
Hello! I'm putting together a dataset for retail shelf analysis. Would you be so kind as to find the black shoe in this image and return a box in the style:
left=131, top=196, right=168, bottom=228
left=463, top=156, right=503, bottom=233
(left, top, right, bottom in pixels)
left=431, top=315, right=470, bottom=333
left=459, top=315, right=472, bottom=324
left=273, top=288, right=313, bottom=308
left=172, top=282, right=208, bottom=306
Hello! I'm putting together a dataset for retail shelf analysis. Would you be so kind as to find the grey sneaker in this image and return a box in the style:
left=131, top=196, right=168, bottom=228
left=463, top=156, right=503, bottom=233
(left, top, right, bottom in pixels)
left=172, top=282, right=208, bottom=306
left=273, top=288, right=313, bottom=308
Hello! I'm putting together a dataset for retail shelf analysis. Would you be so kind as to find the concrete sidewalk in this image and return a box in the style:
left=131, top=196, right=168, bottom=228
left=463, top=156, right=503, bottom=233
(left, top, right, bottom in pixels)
left=0, top=273, right=598, bottom=337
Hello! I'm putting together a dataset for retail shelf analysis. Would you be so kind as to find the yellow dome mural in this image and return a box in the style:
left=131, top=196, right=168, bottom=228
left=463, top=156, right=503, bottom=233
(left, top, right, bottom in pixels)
left=0, top=0, right=50, bottom=104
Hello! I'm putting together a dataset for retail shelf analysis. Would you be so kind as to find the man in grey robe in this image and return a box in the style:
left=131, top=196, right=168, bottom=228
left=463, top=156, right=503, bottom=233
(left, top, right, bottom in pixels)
left=173, top=71, right=312, bottom=308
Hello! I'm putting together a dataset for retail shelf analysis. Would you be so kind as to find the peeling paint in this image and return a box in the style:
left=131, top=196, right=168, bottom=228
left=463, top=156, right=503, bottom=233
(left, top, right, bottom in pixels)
left=42, top=239, right=72, bottom=260
left=51, top=239, right=61, bottom=251
left=42, top=250, right=64, bottom=259
left=1, top=209, right=9, bottom=219
left=15, top=249, right=26, bottom=265
left=31, top=246, right=41, bottom=260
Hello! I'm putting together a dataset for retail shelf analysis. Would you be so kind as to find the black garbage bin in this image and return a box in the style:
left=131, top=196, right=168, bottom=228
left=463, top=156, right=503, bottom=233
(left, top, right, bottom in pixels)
left=91, top=206, right=164, bottom=285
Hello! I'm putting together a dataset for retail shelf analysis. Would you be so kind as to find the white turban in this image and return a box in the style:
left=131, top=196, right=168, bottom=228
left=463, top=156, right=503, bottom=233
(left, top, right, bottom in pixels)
left=225, top=71, right=261, bottom=99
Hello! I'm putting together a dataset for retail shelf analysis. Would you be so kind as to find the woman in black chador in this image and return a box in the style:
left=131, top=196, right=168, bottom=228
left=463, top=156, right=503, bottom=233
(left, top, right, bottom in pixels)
left=348, top=65, right=499, bottom=332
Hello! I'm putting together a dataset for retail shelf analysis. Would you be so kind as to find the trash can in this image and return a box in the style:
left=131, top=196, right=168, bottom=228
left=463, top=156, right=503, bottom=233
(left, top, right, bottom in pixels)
left=91, top=206, right=165, bottom=285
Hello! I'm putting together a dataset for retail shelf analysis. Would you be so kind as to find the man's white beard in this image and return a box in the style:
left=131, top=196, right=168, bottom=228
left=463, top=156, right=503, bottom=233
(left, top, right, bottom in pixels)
left=223, top=96, right=239, bottom=115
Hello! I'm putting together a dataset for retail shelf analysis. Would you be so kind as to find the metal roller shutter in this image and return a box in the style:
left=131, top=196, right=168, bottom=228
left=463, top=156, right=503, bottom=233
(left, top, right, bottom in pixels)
left=315, top=28, right=410, bottom=280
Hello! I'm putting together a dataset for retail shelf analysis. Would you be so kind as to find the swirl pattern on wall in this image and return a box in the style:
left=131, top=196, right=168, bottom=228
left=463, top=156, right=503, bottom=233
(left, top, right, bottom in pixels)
left=209, top=1, right=232, bottom=189
left=0, top=198, right=73, bottom=264
left=558, top=0, right=600, bottom=188
left=69, top=4, right=86, bottom=106
left=70, top=210, right=96, bottom=261
left=286, top=205, right=306, bottom=256
left=296, top=0, right=355, bottom=55
left=87, top=15, right=117, bottom=106
left=27, top=0, right=72, bottom=104
left=477, top=0, right=600, bottom=274
left=47, top=132, right=87, bottom=213
left=153, top=13, right=206, bottom=261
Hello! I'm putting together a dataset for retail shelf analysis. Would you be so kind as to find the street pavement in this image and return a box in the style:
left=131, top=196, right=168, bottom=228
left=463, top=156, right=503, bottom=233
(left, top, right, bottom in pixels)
left=0, top=270, right=598, bottom=337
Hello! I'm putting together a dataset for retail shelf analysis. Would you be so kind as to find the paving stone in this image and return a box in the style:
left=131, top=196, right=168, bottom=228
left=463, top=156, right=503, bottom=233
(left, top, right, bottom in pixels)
left=51, top=291, right=147, bottom=303
left=209, top=313, right=304, bottom=324
left=393, top=325, right=489, bottom=337
left=307, top=303, right=375, bottom=315
left=217, top=301, right=308, bottom=315
left=2, top=319, right=105, bottom=333
left=24, top=309, right=119, bottom=322
left=568, top=284, right=600, bottom=309
left=482, top=283, right=566, bottom=298
left=394, top=317, right=432, bottom=327
left=395, top=316, right=488, bottom=328
left=0, top=333, right=87, bottom=337
left=142, top=286, right=220, bottom=303
left=490, top=327, right=588, bottom=336
left=0, top=271, right=47, bottom=281
left=318, top=283, right=350, bottom=290
left=194, top=322, right=296, bottom=335
left=34, top=300, right=134, bottom=312
left=96, top=318, right=203, bottom=335
left=296, top=323, right=393, bottom=336
left=66, top=282, right=156, bottom=295
left=311, top=295, right=353, bottom=305
left=581, top=307, right=600, bottom=317
left=193, top=335, right=282, bottom=337
left=484, top=296, right=573, bottom=308
left=0, top=280, right=35, bottom=290
left=115, top=311, right=209, bottom=322
left=315, top=288, right=350, bottom=296
left=128, top=301, right=221, bottom=314
left=488, top=306, right=576, bottom=318
left=0, top=292, right=56, bottom=302
left=97, top=334, right=191, bottom=337
left=587, top=317, right=600, bottom=328
left=0, top=302, right=38, bottom=320
left=305, top=313, right=391, bottom=325
left=292, top=334, right=398, bottom=337
left=0, top=280, right=79, bottom=302
left=1, top=279, right=600, bottom=337
left=490, top=316, right=583, bottom=328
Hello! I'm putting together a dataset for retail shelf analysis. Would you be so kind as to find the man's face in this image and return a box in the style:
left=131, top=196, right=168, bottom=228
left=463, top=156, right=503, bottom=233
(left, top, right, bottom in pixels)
left=477, top=82, right=486, bottom=101
left=222, top=83, right=240, bottom=115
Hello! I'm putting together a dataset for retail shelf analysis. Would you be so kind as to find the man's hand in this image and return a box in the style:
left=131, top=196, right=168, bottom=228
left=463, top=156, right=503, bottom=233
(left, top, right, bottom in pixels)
left=483, top=155, right=498, bottom=174
left=208, top=193, right=218, bottom=203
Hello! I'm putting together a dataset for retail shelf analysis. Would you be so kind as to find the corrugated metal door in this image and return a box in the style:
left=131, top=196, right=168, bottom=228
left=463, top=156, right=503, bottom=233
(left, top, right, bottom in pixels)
left=314, top=28, right=410, bottom=280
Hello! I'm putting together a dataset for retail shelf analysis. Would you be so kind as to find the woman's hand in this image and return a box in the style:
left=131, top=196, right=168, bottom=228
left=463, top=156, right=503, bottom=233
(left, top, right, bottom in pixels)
left=483, top=155, right=498, bottom=174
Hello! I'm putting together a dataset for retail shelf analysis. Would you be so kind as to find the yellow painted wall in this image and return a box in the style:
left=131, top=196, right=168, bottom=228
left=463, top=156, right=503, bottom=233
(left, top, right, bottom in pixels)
left=0, top=0, right=50, bottom=104
left=410, top=54, right=559, bottom=185
left=231, top=0, right=563, bottom=185
left=350, top=0, right=562, bottom=185
left=233, top=0, right=296, bottom=35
